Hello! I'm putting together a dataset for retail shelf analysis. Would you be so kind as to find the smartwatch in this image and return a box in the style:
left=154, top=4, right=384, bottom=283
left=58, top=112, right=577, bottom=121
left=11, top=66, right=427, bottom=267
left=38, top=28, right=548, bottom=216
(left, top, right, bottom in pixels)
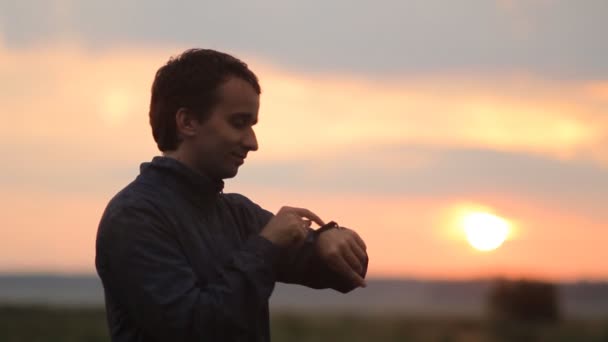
left=313, top=221, right=341, bottom=238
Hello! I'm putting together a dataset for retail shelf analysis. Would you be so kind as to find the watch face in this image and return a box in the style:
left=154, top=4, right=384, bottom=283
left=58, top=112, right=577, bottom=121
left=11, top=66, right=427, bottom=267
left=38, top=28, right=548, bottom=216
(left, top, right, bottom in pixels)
left=319, top=221, right=339, bottom=230
left=313, top=221, right=339, bottom=237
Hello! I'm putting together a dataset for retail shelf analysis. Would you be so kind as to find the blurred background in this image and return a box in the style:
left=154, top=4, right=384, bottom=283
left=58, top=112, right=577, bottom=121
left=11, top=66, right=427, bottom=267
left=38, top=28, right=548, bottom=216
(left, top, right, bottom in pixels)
left=1, top=0, right=607, bottom=341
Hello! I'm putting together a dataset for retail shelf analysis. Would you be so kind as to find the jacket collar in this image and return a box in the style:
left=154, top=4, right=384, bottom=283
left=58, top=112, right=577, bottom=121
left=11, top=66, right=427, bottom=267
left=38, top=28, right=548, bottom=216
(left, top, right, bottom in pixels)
left=140, top=156, right=224, bottom=201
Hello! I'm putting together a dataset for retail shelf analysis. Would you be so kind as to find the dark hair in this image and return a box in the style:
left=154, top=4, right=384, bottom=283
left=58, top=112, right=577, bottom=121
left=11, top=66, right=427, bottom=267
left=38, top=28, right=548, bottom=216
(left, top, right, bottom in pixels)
left=149, top=48, right=261, bottom=151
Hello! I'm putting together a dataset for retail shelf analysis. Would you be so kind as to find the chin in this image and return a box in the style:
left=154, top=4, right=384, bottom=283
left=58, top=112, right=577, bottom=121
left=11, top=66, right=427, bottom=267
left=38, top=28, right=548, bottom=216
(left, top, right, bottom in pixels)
left=221, top=167, right=239, bottom=179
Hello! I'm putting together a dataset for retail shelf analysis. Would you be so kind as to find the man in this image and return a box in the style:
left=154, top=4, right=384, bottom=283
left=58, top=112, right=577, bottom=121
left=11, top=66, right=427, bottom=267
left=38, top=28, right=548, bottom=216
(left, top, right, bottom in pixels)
left=96, top=49, right=368, bottom=342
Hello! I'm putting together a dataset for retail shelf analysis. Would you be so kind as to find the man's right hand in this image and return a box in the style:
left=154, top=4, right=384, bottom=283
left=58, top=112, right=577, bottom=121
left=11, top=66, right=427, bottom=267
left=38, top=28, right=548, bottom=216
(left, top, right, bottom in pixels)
left=260, top=206, right=325, bottom=248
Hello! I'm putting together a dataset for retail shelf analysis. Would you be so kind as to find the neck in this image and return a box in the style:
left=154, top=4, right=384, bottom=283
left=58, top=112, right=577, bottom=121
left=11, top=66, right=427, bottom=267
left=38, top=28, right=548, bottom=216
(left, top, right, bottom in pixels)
left=162, top=149, right=199, bottom=174
left=162, top=149, right=221, bottom=182
left=150, top=154, right=225, bottom=197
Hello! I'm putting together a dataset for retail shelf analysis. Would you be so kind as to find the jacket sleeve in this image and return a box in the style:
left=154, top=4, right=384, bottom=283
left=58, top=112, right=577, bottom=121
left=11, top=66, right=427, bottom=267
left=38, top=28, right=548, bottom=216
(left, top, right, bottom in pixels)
left=95, top=203, right=279, bottom=341
left=231, top=195, right=368, bottom=293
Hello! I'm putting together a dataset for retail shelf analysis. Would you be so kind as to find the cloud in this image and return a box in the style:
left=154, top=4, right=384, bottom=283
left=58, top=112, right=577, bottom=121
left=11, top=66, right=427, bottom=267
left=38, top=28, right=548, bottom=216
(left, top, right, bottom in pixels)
left=0, top=190, right=102, bottom=273
left=256, top=71, right=608, bottom=164
left=1, top=0, right=608, bottom=79
left=229, top=145, right=608, bottom=224
left=1, top=41, right=607, bottom=198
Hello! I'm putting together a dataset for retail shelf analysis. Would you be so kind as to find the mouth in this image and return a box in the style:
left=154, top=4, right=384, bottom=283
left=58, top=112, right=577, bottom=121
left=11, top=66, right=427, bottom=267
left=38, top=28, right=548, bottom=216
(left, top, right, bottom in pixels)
left=231, top=153, right=246, bottom=164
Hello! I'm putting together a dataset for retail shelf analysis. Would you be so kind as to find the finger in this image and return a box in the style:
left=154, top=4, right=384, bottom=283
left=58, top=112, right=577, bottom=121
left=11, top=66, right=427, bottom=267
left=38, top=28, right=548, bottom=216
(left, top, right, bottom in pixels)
left=341, top=245, right=364, bottom=275
left=332, top=256, right=366, bottom=288
left=285, top=212, right=310, bottom=228
left=348, top=240, right=367, bottom=268
left=300, top=225, right=310, bottom=238
left=293, top=227, right=309, bottom=248
left=301, top=219, right=312, bottom=228
left=289, top=207, right=325, bottom=226
left=343, top=228, right=367, bottom=251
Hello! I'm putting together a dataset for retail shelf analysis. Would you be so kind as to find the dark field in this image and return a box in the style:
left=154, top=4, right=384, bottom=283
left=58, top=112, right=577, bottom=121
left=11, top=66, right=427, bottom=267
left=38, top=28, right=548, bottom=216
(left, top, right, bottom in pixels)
left=1, top=305, right=607, bottom=342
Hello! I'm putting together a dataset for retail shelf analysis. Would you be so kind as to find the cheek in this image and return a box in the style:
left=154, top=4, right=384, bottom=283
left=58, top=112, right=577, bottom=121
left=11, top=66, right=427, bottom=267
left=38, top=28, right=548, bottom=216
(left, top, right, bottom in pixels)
left=197, top=120, right=241, bottom=153
left=203, top=134, right=236, bottom=160
left=218, top=127, right=244, bottom=147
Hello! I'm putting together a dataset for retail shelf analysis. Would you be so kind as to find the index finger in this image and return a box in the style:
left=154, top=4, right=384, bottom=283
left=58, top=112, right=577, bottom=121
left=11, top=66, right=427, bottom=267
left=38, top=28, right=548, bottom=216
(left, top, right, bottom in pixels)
left=333, top=256, right=366, bottom=288
left=289, top=207, right=325, bottom=226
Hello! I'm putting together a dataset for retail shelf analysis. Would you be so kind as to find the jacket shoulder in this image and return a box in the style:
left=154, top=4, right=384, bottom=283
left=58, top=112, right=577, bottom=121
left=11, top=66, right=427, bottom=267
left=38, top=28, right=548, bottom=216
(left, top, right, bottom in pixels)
left=222, top=193, right=256, bottom=207
left=98, top=179, right=172, bottom=236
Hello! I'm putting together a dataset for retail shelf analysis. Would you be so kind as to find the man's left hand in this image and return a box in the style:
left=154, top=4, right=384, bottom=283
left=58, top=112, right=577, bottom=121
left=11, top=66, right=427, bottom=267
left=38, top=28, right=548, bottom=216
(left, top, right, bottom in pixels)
left=315, top=227, right=368, bottom=288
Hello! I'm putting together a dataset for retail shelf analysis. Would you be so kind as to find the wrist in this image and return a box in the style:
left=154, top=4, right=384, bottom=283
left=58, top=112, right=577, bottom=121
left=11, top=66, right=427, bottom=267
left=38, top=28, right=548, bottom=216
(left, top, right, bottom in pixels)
left=312, top=221, right=341, bottom=239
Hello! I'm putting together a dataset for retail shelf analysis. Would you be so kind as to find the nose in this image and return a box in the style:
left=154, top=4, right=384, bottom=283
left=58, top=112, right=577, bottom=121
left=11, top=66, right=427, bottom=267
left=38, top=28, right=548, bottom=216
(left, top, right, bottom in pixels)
left=243, top=127, right=258, bottom=152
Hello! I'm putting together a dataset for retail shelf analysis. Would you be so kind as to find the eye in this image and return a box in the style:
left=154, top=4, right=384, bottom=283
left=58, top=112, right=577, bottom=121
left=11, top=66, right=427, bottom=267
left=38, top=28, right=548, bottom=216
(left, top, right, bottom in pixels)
left=231, top=113, right=256, bottom=129
left=231, top=117, right=248, bottom=128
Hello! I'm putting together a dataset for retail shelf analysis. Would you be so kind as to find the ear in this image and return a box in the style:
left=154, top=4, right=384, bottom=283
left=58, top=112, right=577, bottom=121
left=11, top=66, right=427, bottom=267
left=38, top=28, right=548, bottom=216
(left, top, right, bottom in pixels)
left=175, top=108, right=199, bottom=138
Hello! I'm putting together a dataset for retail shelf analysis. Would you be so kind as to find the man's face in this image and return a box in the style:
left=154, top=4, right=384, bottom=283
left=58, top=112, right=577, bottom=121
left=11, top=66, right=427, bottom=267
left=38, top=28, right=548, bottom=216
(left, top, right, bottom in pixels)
left=189, top=76, right=260, bottom=180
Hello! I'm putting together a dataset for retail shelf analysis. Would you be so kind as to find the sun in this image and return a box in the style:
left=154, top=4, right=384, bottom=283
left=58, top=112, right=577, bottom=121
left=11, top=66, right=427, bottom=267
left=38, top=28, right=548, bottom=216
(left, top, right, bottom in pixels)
left=99, top=88, right=132, bottom=125
left=462, top=212, right=510, bottom=251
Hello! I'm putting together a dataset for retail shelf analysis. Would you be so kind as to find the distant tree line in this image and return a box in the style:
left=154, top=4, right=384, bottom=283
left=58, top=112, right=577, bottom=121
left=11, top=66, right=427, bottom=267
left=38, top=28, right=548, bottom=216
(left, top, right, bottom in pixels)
left=487, top=278, right=560, bottom=323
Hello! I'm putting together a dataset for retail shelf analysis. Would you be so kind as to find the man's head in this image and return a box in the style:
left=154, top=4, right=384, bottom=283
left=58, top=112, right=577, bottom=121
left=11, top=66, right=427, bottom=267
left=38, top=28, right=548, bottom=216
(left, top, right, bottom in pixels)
left=150, top=49, right=261, bottom=180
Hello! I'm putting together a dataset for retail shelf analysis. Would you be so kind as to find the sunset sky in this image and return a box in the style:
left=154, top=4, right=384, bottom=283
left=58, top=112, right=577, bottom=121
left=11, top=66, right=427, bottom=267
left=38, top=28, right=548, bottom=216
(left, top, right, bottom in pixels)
left=1, top=0, right=607, bottom=281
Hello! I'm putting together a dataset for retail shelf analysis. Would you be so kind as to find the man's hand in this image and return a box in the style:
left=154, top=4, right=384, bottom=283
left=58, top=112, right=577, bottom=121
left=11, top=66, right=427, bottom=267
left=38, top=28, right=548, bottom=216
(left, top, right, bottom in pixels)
left=260, top=206, right=325, bottom=248
left=316, top=227, right=368, bottom=288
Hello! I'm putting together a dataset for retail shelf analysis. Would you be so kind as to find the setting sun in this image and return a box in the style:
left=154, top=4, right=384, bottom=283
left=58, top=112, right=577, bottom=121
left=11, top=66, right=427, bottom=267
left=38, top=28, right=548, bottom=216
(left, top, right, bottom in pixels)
left=462, top=212, right=510, bottom=251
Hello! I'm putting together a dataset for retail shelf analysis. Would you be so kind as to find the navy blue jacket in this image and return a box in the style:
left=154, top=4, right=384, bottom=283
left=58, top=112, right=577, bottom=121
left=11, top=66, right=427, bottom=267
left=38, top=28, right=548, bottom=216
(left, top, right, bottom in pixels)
left=95, top=156, right=366, bottom=341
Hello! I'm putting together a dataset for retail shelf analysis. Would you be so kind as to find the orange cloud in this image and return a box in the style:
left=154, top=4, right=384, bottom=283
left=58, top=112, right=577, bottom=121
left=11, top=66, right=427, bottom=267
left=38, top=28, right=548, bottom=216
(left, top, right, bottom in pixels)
left=256, top=70, right=607, bottom=163
left=1, top=40, right=607, bottom=168
left=0, top=189, right=103, bottom=273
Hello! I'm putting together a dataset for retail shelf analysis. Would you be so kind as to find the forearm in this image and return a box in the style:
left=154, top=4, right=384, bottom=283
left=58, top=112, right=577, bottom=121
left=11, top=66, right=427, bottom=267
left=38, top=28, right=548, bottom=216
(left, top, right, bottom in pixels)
left=276, top=230, right=368, bottom=293
left=236, top=195, right=368, bottom=292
